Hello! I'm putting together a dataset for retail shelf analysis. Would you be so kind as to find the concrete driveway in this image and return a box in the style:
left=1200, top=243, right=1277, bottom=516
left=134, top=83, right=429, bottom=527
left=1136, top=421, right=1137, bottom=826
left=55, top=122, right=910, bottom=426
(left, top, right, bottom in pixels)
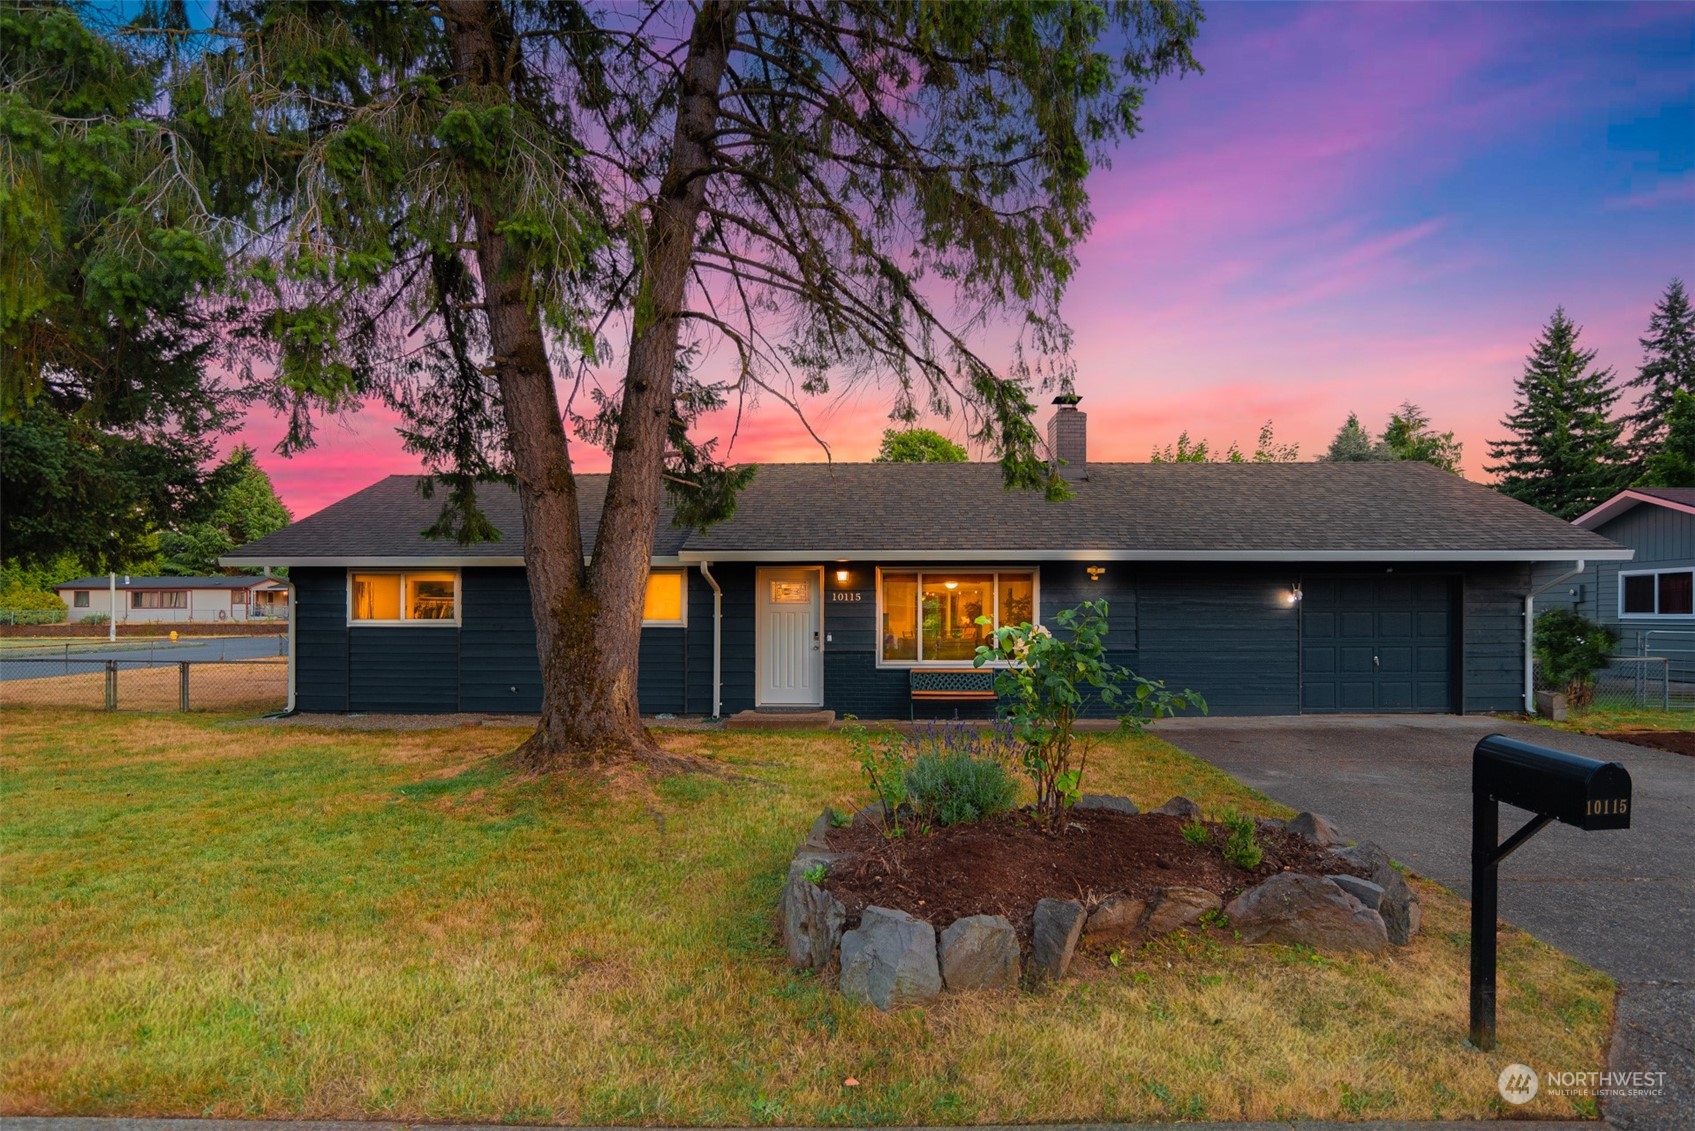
left=1153, top=714, right=1693, bottom=1131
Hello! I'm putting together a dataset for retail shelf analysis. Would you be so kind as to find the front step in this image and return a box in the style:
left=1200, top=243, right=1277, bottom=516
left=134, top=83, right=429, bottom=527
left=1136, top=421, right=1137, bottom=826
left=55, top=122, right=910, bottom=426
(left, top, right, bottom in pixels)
left=724, top=708, right=836, bottom=731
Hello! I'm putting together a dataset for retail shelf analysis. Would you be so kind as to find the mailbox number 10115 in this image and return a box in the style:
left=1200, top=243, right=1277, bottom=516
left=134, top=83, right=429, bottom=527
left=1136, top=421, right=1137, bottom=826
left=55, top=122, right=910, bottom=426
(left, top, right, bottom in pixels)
left=1586, top=798, right=1628, bottom=817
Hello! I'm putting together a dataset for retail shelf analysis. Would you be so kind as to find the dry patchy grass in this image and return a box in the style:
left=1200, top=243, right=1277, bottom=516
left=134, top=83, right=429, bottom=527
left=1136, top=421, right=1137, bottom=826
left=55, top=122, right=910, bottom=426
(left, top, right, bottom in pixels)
left=0, top=709, right=1612, bottom=1123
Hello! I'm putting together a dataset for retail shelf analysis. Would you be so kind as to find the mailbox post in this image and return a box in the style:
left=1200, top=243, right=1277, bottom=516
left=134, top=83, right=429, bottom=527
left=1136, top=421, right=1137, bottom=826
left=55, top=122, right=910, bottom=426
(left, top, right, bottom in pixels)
left=1471, top=734, right=1631, bottom=1049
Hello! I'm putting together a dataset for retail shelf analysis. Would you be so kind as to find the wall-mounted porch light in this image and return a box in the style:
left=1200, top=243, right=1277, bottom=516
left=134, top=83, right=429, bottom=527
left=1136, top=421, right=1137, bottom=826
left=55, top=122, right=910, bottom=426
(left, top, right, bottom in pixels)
left=1285, top=583, right=1303, bottom=606
left=835, top=568, right=850, bottom=583
left=1086, top=566, right=1106, bottom=582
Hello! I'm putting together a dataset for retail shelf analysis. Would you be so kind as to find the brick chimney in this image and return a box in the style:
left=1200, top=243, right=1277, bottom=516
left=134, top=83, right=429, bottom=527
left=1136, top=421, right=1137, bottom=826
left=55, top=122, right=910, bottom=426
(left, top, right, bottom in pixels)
left=1047, top=394, right=1087, bottom=480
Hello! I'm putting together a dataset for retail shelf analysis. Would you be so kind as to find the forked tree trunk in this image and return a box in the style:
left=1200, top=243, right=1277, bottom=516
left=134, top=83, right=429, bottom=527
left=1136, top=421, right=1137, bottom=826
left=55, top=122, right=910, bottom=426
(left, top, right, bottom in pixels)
left=444, top=0, right=740, bottom=770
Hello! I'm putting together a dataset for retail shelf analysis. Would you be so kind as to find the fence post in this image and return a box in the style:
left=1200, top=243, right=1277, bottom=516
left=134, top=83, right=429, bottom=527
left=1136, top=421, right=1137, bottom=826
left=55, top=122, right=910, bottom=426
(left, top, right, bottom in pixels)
left=105, top=661, right=117, bottom=710
left=179, top=662, right=191, bottom=712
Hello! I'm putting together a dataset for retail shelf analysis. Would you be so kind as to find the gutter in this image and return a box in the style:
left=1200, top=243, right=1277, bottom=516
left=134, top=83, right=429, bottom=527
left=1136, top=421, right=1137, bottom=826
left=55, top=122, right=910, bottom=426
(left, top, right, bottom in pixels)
left=1524, top=560, right=1588, bottom=713
left=698, top=561, right=722, bottom=720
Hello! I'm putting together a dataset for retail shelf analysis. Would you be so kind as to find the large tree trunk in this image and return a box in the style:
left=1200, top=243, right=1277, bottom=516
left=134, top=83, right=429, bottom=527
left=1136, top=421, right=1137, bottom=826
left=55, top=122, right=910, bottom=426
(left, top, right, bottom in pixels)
left=443, top=0, right=740, bottom=771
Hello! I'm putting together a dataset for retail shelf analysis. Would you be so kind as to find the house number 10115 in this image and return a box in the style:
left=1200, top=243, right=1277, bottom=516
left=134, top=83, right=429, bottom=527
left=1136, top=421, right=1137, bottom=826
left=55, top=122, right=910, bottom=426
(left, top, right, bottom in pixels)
left=830, top=591, right=864, bottom=602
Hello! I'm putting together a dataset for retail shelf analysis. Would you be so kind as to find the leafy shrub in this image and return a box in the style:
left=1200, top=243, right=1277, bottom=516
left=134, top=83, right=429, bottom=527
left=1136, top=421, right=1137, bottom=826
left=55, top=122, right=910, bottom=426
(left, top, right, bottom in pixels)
left=1534, top=608, right=1617, bottom=709
left=974, top=600, right=1204, bottom=830
left=1220, top=810, right=1262, bottom=870
left=1180, top=818, right=1209, bottom=847
left=904, top=750, right=1019, bottom=826
left=79, top=613, right=110, bottom=626
left=0, top=585, right=67, bottom=624
left=842, top=716, right=907, bottom=836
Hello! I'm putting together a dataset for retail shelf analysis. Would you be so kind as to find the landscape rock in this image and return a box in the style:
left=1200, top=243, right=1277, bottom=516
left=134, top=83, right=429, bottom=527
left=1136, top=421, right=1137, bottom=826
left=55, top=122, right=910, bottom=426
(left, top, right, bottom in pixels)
left=1327, top=874, right=1386, bottom=912
left=801, top=807, right=836, bottom=852
left=1225, top=873, right=1389, bottom=952
left=1152, top=796, right=1202, bottom=820
left=1143, top=886, right=1224, bottom=937
left=838, top=906, right=942, bottom=1010
left=1083, top=894, right=1152, bottom=946
left=781, top=877, right=846, bottom=970
left=852, top=801, right=889, bottom=829
left=1287, top=811, right=1345, bottom=847
left=938, top=915, right=1021, bottom=991
left=787, top=850, right=844, bottom=884
left=1030, top=898, right=1087, bottom=982
left=1328, top=840, right=1420, bottom=946
left=1074, top=793, right=1140, bottom=815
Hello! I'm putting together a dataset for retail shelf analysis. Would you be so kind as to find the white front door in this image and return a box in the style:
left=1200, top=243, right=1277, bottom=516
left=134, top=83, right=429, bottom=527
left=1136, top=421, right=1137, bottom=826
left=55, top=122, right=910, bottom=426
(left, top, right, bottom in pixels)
left=757, top=567, right=823, bottom=707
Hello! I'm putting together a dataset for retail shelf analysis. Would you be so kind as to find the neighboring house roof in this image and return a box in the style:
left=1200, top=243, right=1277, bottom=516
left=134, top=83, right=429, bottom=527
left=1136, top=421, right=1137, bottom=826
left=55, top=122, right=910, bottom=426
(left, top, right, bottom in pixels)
left=1572, top=487, right=1695, bottom=529
left=54, top=575, right=285, bottom=591
left=225, top=462, right=1629, bottom=567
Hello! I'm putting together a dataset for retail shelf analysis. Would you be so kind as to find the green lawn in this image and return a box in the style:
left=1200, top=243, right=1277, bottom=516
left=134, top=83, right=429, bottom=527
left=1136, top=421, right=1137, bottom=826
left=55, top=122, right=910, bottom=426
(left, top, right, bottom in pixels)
left=0, top=709, right=1612, bottom=1123
left=1521, top=706, right=1694, bottom=735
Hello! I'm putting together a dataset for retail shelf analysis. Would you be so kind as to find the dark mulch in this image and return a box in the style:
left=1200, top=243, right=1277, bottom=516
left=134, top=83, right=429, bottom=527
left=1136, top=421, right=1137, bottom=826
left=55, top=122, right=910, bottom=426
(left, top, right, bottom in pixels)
left=1598, top=728, right=1695, bottom=757
left=823, top=810, right=1368, bottom=942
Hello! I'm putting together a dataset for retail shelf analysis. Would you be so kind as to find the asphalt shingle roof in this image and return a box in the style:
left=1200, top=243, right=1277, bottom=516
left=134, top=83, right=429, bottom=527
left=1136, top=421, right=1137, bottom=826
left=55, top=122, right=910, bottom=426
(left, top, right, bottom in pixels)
left=226, top=461, right=1624, bottom=564
left=1634, top=486, right=1695, bottom=507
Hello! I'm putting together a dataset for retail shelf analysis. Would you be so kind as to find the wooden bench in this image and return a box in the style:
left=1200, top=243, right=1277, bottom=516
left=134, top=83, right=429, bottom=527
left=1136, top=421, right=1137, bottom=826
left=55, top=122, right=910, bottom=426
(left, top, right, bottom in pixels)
left=909, top=668, right=998, bottom=718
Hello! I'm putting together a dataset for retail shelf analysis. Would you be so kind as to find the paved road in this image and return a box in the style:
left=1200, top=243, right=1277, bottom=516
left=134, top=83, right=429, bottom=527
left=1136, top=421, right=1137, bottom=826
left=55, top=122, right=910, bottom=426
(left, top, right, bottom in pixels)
left=0, top=636, right=286, bottom=681
left=1153, top=714, right=1694, bottom=1131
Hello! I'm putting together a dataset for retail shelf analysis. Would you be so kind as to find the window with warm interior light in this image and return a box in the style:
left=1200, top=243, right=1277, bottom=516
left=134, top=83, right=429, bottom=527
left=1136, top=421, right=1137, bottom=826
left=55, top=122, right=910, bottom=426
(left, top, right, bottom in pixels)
left=349, top=571, right=458, bottom=624
left=643, top=570, right=686, bottom=625
left=878, top=569, right=1036, bottom=664
left=1621, top=568, right=1694, bottom=617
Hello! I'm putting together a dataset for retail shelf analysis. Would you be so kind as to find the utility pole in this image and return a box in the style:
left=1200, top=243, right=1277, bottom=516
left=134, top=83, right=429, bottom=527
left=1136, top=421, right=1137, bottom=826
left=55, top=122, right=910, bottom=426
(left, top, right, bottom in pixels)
left=108, top=572, right=117, bottom=643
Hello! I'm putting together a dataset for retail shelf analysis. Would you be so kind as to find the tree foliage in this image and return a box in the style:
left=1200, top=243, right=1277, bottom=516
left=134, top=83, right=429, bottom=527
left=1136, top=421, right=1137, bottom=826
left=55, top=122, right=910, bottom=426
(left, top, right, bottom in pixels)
left=1321, top=412, right=1391, bottom=462
left=167, top=0, right=1204, bottom=764
left=1487, top=308, right=1626, bottom=520
left=1533, top=607, right=1616, bottom=708
left=1624, top=278, right=1694, bottom=469
left=1639, top=387, right=1695, bottom=488
left=1321, top=403, right=1461, bottom=472
left=0, top=1, right=234, bottom=568
left=873, top=427, right=967, bottom=463
left=158, top=445, right=293, bottom=574
left=1151, top=419, right=1297, bottom=463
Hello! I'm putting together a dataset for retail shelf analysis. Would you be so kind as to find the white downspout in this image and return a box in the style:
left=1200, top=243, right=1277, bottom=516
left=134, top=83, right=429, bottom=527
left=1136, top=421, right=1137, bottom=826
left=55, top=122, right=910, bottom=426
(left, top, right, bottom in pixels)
left=698, top=561, right=722, bottom=719
left=1525, top=559, right=1586, bottom=712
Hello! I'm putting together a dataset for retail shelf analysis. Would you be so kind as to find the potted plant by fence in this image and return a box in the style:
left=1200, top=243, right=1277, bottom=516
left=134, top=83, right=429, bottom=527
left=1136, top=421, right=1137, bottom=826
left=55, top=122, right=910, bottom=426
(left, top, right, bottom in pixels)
left=972, top=600, right=1203, bottom=831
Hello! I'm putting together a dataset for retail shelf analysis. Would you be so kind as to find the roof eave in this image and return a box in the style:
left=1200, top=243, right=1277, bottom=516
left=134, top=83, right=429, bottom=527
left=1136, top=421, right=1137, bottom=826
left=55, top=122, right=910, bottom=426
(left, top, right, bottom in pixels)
left=1573, top=489, right=1695, bottom=528
left=677, top=548, right=1635, bottom=563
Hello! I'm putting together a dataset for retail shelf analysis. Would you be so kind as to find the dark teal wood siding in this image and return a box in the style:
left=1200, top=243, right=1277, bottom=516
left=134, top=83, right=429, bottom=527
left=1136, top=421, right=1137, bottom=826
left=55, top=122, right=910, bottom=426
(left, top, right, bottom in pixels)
left=1136, top=568, right=1301, bottom=716
left=289, top=560, right=1536, bottom=719
left=292, top=567, right=348, bottom=712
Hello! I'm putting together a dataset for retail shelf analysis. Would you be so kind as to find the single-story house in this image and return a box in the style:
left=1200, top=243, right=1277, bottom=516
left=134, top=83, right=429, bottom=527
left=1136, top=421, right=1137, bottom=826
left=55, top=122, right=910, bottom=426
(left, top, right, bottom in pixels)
left=1539, top=486, right=1694, bottom=681
left=55, top=575, right=291, bottom=624
left=224, top=403, right=1632, bottom=719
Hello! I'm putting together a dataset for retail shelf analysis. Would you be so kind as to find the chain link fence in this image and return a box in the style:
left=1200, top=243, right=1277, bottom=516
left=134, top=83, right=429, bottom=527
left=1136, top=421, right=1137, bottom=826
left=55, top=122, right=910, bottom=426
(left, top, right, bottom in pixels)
left=1, top=638, right=288, bottom=714
left=1533, top=627, right=1694, bottom=713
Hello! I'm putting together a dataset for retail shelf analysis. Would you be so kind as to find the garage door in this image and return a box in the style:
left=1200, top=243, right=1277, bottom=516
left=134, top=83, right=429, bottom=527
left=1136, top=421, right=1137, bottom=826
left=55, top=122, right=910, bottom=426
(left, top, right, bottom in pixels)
left=1301, top=576, right=1454, bottom=712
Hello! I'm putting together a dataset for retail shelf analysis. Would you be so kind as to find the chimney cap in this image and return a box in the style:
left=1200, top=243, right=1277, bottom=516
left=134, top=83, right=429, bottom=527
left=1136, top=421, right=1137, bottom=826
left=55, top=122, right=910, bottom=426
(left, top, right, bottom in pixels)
left=1052, top=393, right=1082, bottom=407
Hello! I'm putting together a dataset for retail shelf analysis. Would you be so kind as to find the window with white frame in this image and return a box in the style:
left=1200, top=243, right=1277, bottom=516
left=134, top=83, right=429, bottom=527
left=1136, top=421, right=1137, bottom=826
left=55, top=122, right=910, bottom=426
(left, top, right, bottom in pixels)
left=349, top=570, right=460, bottom=624
left=133, top=590, right=187, bottom=609
left=878, top=569, right=1036, bottom=664
left=73, top=591, right=89, bottom=607
left=1620, top=568, right=1694, bottom=617
left=642, top=571, right=686, bottom=626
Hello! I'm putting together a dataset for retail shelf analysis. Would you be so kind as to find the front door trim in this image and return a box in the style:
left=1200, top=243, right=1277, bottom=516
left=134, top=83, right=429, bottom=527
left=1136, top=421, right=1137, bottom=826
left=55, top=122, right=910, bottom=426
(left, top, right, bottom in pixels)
left=755, top=565, right=824, bottom=708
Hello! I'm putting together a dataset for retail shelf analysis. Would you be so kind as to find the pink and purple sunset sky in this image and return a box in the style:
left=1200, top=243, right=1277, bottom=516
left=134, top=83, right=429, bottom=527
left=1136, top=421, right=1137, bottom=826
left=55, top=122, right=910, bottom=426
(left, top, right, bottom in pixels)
left=236, top=1, right=1695, bottom=519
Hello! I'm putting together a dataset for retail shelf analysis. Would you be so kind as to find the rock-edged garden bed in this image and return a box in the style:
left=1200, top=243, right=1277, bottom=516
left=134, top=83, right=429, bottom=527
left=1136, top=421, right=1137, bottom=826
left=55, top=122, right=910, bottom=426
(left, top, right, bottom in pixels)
left=782, top=796, right=1424, bottom=1011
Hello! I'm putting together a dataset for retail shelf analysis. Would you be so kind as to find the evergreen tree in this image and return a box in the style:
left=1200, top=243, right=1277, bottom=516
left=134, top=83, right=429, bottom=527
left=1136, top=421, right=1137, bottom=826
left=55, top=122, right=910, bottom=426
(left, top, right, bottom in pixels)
left=1382, top=401, right=1463, bottom=474
left=1639, top=388, right=1695, bottom=488
left=1624, top=279, right=1695, bottom=467
left=1321, top=413, right=1392, bottom=462
left=1487, top=308, right=1627, bottom=519
left=159, top=446, right=293, bottom=574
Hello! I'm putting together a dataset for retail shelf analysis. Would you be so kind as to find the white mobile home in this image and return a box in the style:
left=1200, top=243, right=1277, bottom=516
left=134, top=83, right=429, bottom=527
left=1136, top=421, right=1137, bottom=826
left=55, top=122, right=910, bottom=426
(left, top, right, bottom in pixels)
left=54, top=576, right=290, bottom=624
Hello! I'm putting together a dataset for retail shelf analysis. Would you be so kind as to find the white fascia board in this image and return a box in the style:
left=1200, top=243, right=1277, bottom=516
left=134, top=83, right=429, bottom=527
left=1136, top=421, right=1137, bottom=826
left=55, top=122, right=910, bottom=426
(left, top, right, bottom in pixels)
left=1573, top=490, right=1695, bottom=528
left=677, top=548, right=1636, bottom=563
left=216, top=554, right=686, bottom=568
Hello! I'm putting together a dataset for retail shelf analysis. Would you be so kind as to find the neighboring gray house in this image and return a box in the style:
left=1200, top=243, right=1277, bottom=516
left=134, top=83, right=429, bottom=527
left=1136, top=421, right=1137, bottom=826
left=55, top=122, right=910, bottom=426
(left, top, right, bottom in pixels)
left=54, top=575, right=290, bottom=624
left=1551, top=487, right=1695, bottom=680
left=224, top=402, right=1631, bottom=719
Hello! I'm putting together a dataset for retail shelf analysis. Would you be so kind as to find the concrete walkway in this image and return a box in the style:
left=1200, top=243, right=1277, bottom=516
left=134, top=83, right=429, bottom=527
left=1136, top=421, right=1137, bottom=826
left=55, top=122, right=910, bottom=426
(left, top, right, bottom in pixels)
left=1153, top=714, right=1694, bottom=1131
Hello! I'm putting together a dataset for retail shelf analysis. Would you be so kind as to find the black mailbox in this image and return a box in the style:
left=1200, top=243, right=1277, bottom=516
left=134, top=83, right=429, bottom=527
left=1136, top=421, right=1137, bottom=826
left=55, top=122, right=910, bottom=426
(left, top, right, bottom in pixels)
left=1473, top=734, right=1631, bottom=830
left=1469, top=733, right=1632, bottom=1051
